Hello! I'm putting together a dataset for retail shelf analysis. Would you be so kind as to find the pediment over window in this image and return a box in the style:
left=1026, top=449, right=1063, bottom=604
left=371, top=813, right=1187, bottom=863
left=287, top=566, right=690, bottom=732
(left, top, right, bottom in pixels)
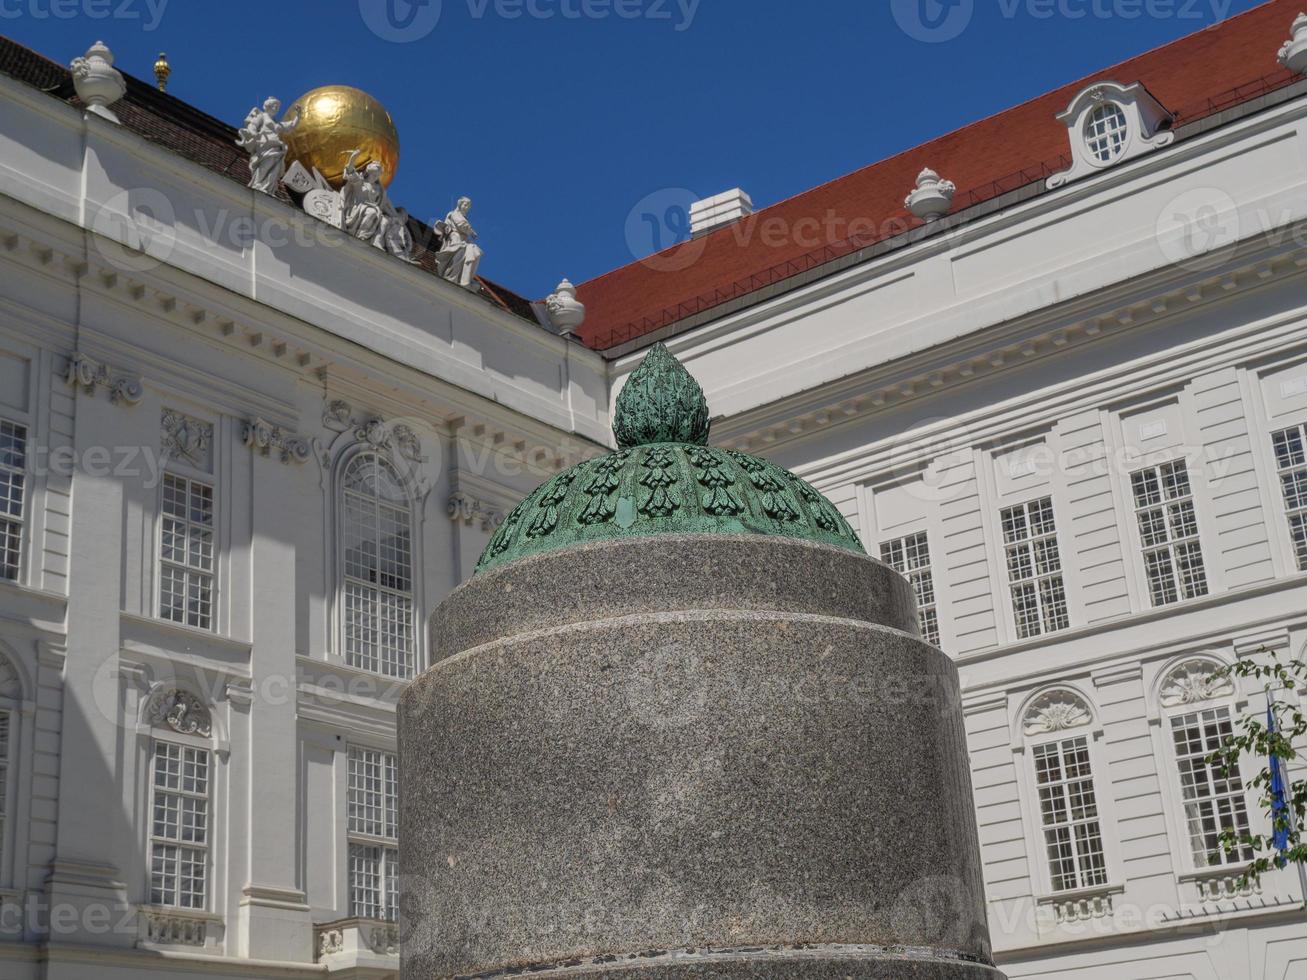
left=1023, top=689, right=1093, bottom=736
left=1047, top=81, right=1174, bottom=190
left=1159, top=658, right=1234, bottom=708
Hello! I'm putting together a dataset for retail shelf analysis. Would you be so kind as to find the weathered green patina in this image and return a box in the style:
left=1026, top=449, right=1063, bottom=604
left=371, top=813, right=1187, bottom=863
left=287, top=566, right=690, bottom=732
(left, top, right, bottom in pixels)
left=476, top=343, right=865, bottom=573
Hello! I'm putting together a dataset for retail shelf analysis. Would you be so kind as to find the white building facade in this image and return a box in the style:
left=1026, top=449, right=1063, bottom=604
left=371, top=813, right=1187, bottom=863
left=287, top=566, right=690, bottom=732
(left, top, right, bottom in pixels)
left=1, top=6, right=1307, bottom=980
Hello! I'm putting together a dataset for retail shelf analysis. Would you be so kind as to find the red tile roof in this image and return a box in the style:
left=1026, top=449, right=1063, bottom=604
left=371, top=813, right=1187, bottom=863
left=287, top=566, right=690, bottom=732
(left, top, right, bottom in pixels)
left=573, top=0, right=1304, bottom=351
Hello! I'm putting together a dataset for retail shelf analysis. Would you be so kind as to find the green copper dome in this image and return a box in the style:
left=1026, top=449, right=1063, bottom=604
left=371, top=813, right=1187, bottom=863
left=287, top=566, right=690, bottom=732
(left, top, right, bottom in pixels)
left=476, top=344, right=865, bottom=573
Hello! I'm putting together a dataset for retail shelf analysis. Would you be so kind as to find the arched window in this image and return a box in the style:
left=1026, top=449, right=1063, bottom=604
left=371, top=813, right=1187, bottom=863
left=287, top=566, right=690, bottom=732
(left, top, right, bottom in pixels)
left=341, top=454, right=415, bottom=679
left=1157, top=658, right=1254, bottom=869
left=1022, top=689, right=1109, bottom=893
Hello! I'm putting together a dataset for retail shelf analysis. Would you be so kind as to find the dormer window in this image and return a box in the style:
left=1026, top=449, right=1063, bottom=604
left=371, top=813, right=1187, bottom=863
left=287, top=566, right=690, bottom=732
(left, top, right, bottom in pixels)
left=1047, top=81, right=1174, bottom=189
left=1084, top=102, right=1128, bottom=163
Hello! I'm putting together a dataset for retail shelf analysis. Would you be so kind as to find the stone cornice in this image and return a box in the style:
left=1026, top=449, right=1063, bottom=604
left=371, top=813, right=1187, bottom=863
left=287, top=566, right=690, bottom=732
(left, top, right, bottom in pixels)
left=716, top=237, right=1307, bottom=465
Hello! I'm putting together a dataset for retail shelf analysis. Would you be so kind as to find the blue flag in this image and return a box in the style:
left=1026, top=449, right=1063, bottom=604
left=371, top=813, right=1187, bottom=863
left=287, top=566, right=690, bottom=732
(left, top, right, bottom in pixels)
left=1268, top=698, right=1292, bottom=867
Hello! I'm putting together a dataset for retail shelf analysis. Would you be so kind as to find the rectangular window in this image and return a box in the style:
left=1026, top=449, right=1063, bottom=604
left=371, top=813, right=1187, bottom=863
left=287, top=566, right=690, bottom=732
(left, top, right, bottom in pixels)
left=0, top=419, right=27, bottom=582
left=347, top=747, right=398, bottom=921
left=1171, top=707, right=1254, bottom=868
left=1130, top=461, right=1208, bottom=607
left=159, top=474, right=215, bottom=630
left=1272, top=425, right=1307, bottom=570
left=1033, top=736, right=1109, bottom=892
left=880, top=531, right=939, bottom=646
left=150, top=742, right=209, bottom=909
left=1001, top=498, right=1070, bottom=639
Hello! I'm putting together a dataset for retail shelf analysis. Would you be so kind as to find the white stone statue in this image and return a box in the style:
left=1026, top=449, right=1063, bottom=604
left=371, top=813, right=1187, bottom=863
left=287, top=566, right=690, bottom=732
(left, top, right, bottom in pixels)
left=1279, top=12, right=1307, bottom=74
left=339, top=151, right=413, bottom=262
left=236, top=98, right=300, bottom=195
left=435, top=197, right=483, bottom=290
left=904, top=168, right=956, bottom=223
left=341, top=150, right=389, bottom=244
left=70, top=40, right=126, bottom=123
left=545, top=278, right=586, bottom=335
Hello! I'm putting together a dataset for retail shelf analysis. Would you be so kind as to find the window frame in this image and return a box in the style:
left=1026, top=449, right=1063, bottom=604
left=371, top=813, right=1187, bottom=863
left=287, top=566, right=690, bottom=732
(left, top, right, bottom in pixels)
left=879, top=530, right=940, bottom=646
left=336, top=451, right=419, bottom=680
left=1082, top=101, right=1130, bottom=165
left=1270, top=422, right=1307, bottom=573
left=155, top=471, right=218, bottom=633
left=0, top=416, right=29, bottom=585
left=147, top=736, right=213, bottom=912
left=1127, top=459, right=1210, bottom=609
left=999, top=496, right=1071, bottom=640
left=1029, top=732, right=1112, bottom=894
left=1165, top=701, right=1256, bottom=872
left=345, top=744, right=399, bottom=922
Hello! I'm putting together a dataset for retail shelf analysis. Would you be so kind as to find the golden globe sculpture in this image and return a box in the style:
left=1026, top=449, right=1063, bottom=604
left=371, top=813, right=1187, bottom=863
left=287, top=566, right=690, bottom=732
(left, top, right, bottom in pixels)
left=282, top=85, right=400, bottom=189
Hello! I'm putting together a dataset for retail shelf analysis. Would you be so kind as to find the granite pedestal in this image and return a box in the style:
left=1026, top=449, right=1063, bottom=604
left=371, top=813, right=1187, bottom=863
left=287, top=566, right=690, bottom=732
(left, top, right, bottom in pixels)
left=399, top=535, right=1004, bottom=980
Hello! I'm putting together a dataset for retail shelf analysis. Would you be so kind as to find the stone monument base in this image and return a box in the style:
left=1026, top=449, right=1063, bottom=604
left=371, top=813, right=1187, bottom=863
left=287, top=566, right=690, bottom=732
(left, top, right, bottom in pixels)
left=399, top=535, right=1004, bottom=980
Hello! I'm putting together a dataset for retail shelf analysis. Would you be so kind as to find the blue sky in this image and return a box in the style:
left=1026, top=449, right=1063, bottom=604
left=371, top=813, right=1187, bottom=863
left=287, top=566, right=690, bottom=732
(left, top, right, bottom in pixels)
left=2, top=0, right=1267, bottom=297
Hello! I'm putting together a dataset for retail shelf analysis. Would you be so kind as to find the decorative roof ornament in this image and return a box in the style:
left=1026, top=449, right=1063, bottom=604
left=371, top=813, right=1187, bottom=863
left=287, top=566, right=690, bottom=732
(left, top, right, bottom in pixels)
left=614, top=343, right=710, bottom=449
left=281, top=85, right=400, bottom=190
left=905, top=168, right=956, bottom=223
left=70, top=41, right=126, bottom=123
left=236, top=97, right=301, bottom=196
left=476, top=344, right=865, bottom=573
left=1278, top=13, right=1307, bottom=75
left=545, top=278, right=586, bottom=335
left=1046, top=80, right=1174, bottom=190
left=153, top=52, right=171, bottom=92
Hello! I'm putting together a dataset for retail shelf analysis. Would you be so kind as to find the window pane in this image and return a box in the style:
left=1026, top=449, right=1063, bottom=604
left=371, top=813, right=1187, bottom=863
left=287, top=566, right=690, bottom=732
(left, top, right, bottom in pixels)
left=159, top=474, right=216, bottom=630
left=150, top=741, right=211, bottom=910
left=1001, top=499, right=1069, bottom=638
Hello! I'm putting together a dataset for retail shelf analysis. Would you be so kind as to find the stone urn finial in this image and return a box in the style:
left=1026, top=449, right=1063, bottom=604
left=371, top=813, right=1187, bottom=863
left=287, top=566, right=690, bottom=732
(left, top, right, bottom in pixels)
left=905, top=167, right=956, bottom=223
left=70, top=40, right=127, bottom=122
left=544, top=278, right=586, bottom=335
left=1279, top=13, right=1307, bottom=74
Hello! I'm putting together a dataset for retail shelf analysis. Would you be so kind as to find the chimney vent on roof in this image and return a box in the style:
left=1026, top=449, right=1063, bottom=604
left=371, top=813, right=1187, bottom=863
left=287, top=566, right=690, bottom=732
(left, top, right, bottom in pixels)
left=689, top=188, right=754, bottom=238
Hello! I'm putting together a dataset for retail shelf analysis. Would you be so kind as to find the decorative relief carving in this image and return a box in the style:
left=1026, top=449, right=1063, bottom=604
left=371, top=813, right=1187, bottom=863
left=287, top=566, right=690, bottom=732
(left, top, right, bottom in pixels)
left=318, top=927, right=344, bottom=958
left=320, top=400, right=423, bottom=463
left=1160, top=660, right=1234, bottom=708
left=447, top=492, right=505, bottom=533
left=146, top=689, right=212, bottom=738
left=242, top=417, right=310, bottom=464
left=368, top=923, right=399, bottom=956
left=0, top=654, right=21, bottom=698
left=1024, top=690, right=1094, bottom=736
left=161, top=409, right=213, bottom=471
left=66, top=352, right=143, bottom=405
